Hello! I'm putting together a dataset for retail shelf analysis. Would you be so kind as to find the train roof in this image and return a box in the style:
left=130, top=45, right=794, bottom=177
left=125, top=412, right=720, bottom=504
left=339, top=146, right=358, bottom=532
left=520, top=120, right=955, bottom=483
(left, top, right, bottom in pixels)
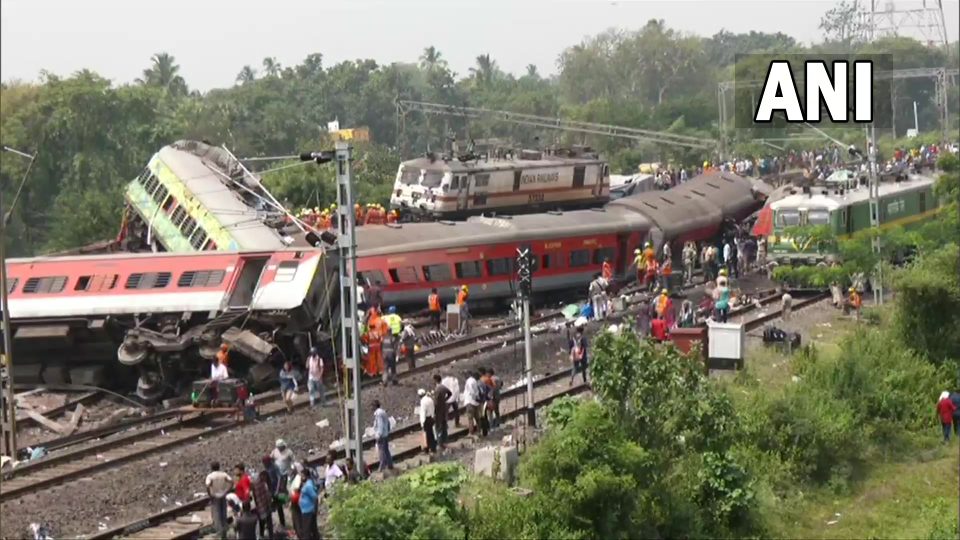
left=607, top=171, right=764, bottom=235
left=354, top=209, right=647, bottom=257
left=8, top=247, right=323, bottom=265
left=400, top=153, right=602, bottom=173
left=155, top=145, right=295, bottom=250
left=770, top=174, right=936, bottom=211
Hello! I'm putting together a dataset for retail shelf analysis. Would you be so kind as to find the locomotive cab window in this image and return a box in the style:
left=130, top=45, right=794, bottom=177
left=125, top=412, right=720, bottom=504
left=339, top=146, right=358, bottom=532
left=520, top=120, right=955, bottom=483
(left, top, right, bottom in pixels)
left=455, top=261, right=482, bottom=279
left=275, top=261, right=299, bottom=282
left=75, top=274, right=119, bottom=292
left=422, top=264, right=453, bottom=282
left=178, top=270, right=226, bottom=288
left=777, top=210, right=800, bottom=227
left=358, top=270, right=386, bottom=287
left=389, top=266, right=419, bottom=284
left=125, top=272, right=172, bottom=289
left=592, top=247, right=615, bottom=265
left=474, top=174, right=490, bottom=188
left=23, top=276, right=68, bottom=294
left=569, top=249, right=591, bottom=267
left=807, top=209, right=830, bottom=226
left=573, top=166, right=586, bottom=188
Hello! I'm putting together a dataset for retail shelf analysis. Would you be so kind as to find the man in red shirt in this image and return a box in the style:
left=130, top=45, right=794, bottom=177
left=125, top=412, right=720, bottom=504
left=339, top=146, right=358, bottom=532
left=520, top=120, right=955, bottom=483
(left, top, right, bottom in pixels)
left=937, top=391, right=956, bottom=443
left=650, top=314, right=668, bottom=342
left=234, top=463, right=252, bottom=503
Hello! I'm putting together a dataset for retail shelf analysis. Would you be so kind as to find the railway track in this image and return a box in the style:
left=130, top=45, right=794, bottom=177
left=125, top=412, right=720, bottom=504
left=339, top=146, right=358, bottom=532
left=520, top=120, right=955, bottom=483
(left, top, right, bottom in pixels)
left=82, top=368, right=591, bottom=540
left=79, top=284, right=828, bottom=540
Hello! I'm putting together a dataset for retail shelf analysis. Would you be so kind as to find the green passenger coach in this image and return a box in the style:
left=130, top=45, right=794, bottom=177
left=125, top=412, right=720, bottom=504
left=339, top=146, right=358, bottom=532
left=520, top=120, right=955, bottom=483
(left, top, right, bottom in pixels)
left=768, top=174, right=939, bottom=264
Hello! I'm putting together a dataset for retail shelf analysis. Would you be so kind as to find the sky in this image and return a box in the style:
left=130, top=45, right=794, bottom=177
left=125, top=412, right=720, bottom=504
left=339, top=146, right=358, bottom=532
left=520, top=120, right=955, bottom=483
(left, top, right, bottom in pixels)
left=2, top=0, right=958, bottom=92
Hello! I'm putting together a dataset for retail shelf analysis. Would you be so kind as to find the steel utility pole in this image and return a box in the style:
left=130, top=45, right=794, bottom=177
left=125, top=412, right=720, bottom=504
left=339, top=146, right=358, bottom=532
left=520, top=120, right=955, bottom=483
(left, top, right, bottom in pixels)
left=866, top=125, right=883, bottom=306
left=0, top=146, right=35, bottom=458
left=301, top=143, right=363, bottom=471
left=516, top=248, right=535, bottom=427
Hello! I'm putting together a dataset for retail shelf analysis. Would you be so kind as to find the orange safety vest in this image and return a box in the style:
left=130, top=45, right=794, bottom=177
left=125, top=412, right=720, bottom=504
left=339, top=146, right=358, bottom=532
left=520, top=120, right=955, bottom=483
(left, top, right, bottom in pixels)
left=661, top=260, right=672, bottom=276
left=643, top=248, right=655, bottom=265
left=646, top=259, right=659, bottom=274
left=850, top=292, right=861, bottom=308
left=457, top=290, right=468, bottom=306
left=428, top=293, right=441, bottom=312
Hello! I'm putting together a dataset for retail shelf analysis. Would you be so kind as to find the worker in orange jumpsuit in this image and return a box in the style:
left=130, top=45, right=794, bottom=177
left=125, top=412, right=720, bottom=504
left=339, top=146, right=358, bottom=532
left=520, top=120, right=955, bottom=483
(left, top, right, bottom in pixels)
left=642, top=242, right=656, bottom=268
left=660, top=257, right=673, bottom=290
left=354, top=203, right=364, bottom=225
left=362, top=318, right=386, bottom=377
left=644, top=257, right=659, bottom=292
left=456, top=285, right=470, bottom=335
left=601, top=258, right=613, bottom=281
left=845, top=287, right=862, bottom=320
left=633, top=249, right=645, bottom=283
left=428, top=288, right=442, bottom=331
left=655, top=288, right=675, bottom=328
left=386, top=210, right=399, bottom=224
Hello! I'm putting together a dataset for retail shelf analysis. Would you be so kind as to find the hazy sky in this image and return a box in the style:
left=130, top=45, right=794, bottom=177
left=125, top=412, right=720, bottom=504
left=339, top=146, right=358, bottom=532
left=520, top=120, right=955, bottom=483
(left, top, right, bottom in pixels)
left=2, top=0, right=958, bottom=92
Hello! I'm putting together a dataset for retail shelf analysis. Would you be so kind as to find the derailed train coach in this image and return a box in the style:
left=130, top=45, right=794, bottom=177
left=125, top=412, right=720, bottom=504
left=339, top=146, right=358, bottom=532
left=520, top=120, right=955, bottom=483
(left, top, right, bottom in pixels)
left=4, top=248, right=339, bottom=400
left=359, top=171, right=770, bottom=307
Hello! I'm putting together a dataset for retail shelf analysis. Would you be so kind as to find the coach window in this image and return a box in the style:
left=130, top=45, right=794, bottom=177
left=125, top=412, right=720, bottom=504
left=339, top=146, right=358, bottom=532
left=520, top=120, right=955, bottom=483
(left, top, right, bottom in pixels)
left=22, top=276, right=68, bottom=294
left=275, top=261, right=299, bottom=282
left=455, top=261, right=482, bottom=279
left=389, top=266, right=419, bottom=284
left=541, top=252, right=560, bottom=270
left=485, top=258, right=513, bottom=276
left=162, top=193, right=177, bottom=212
left=473, top=194, right=488, bottom=206
left=75, top=274, right=119, bottom=292
left=475, top=174, right=490, bottom=188
left=125, top=272, right=172, bottom=289
left=171, top=206, right=188, bottom=227
left=592, top=247, right=615, bottom=265
left=178, top=270, right=226, bottom=288
left=422, top=264, right=453, bottom=282
left=358, top=270, right=386, bottom=287
left=181, top=216, right=198, bottom=238
left=6, top=278, right=18, bottom=294
left=569, top=249, right=590, bottom=268
left=449, top=176, right=459, bottom=190
left=190, top=229, right=209, bottom=250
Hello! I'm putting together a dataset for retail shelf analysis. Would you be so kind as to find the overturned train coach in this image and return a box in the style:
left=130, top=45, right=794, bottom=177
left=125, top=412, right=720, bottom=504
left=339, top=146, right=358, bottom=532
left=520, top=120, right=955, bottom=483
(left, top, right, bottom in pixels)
left=359, top=171, right=769, bottom=306
left=4, top=249, right=339, bottom=400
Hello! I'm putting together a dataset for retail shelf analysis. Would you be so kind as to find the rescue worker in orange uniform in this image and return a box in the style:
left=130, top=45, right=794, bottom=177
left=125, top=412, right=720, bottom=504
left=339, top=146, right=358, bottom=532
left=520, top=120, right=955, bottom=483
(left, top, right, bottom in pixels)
left=601, top=258, right=613, bottom=282
left=386, top=209, right=399, bottom=224
left=655, top=288, right=675, bottom=328
left=642, top=242, right=656, bottom=268
left=660, top=257, right=673, bottom=290
left=644, top=256, right=659, bottom=292
left=845, top=287, right=862, bottom=320
left=456, top=285, right=470, bottom=335
left=354, top=203, right=364, bottom=225
left=216, top=343, right=230, bottom=366
left=428, top=288, right=442, bottom=331
left=362, top=317, right=387, bottom=378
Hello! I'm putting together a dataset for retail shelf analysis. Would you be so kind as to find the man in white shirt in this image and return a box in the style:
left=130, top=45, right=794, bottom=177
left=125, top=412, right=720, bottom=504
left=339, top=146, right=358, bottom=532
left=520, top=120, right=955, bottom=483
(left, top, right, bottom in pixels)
left=306, top=347, right=325, bottom=408
left=461, top=373, right=481, bottom=435
left=418, top=389, right=437, bottom=454
left=205, top=461, right=233, bottom=540
left=323, top=450, right=345, bottom=491
left=441, top=375, right=461, bottom=427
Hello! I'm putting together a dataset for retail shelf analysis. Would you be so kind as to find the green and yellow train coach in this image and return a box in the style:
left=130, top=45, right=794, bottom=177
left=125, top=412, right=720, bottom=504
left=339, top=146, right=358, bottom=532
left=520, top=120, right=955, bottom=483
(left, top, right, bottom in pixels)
left=767, top=174, right=940, bottom=265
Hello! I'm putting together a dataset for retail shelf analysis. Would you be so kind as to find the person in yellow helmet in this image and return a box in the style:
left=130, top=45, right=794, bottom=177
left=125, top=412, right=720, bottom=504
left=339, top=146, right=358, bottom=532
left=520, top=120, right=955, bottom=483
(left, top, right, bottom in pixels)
left=456, top=285, right=470, bottom=334
left=633, top=248, right=645, bottom=282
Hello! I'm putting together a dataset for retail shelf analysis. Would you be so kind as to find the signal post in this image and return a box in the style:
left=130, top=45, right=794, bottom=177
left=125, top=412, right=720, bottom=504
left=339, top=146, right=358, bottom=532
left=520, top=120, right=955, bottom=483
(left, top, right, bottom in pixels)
left=516, top=248, right=535, bottom=427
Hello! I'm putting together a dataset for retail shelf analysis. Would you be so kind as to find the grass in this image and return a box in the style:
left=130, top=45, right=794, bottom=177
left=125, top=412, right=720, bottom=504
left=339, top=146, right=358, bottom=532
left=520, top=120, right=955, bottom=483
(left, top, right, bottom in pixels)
left=734, top=305, right=958, bottom=539
left=773, top=443, right=959, bottom=539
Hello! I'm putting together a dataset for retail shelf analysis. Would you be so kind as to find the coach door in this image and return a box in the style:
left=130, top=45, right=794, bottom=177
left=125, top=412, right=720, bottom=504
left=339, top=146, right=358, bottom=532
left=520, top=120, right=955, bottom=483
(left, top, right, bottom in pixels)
left=227, top=256, right=270, bottom=309
left=457, top=175, right=471, bottom=211
left=573, top=166, right=585, bottom=189
left=594, top=164, right=607, bottom=197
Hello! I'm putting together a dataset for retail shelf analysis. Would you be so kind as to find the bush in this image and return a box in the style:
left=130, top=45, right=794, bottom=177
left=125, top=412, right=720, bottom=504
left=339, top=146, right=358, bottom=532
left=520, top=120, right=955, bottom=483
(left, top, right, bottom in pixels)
left=893, top=244, right=960, bottom=365
left=745, top=386, right=866, bottom=488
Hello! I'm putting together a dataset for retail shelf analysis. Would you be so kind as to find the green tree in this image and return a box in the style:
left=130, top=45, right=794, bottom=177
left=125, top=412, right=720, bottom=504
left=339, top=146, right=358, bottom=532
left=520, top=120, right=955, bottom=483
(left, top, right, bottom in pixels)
left=137, top=52, right=189, bottom=96
left=235, top=65, right=257, bottom=85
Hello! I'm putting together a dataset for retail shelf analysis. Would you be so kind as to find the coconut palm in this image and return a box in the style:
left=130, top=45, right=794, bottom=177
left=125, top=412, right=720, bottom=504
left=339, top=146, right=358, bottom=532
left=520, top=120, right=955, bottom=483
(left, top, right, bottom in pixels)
left=236, top=65, right=257, bottom=85
left=137, top=52, right=188, bottom=96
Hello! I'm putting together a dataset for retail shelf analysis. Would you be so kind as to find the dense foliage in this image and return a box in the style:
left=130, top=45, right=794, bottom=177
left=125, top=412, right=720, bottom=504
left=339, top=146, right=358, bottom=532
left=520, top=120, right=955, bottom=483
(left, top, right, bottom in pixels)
left=2, top=5, right=958, bottom=256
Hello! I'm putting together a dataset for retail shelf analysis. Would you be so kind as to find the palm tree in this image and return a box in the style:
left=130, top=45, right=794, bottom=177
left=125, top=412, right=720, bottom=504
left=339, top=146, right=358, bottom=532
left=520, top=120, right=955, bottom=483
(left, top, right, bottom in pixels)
left=137, top=52, right=188, bottom=96
left=262, top=57, right=282, bottom=77
left=236, top=65, right=257, bottom=85
left=470, top=54, right=498, bottom=86
left=525, top=64, right=539, bottom=78
left=419, top=46, right=447, bottom=71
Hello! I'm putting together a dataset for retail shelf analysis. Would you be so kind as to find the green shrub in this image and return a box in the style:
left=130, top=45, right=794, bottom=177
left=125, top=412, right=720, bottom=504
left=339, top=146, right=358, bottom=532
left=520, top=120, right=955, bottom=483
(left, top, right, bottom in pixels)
left=893, top=244, right=960, bottom=365
left=746, top=387, right=866, bottom=488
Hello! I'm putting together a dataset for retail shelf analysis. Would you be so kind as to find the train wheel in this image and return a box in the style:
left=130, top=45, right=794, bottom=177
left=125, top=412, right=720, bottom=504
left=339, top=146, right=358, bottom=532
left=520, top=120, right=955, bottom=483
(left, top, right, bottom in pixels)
left=136, top=369, right=165, bottom=403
